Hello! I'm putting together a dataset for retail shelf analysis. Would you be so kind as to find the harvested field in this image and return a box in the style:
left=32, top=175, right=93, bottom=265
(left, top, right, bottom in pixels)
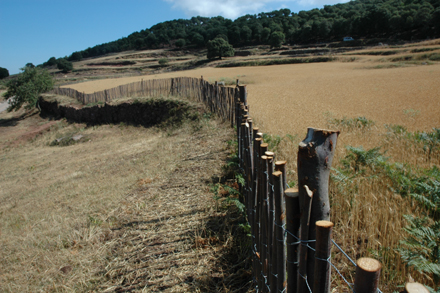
left=64, top=61, right=440, bottom=134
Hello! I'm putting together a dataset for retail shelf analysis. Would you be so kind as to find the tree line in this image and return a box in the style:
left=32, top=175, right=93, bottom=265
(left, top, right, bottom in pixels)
left=39, top=0, right=440, bottom=64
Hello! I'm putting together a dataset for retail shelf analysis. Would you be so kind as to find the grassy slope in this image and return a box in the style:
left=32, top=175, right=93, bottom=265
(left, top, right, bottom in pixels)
left=0, top=101, right=251, bottom=292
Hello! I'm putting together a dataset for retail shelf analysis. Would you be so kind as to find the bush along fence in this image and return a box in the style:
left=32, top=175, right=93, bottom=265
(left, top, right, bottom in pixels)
left=56, top=77, right=428, bottom=292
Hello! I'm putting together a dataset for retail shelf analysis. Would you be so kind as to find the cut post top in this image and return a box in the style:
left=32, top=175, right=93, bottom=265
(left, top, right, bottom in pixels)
left=265, top=151, right=275, bottom=156
left=273, top=171, right=282, bottom=177
left=260, top=143, right=269, bottom=148
left=275, top=160, right=287, bottom=166
left=285, top=187, right=299, bottom=198
left=261, top=155, right=268, bottom=160
left=316, top=220, right=334, bottom=229
left=405, top=283, right=429, bottom=293
left=357, top=258, right=382, bottom=272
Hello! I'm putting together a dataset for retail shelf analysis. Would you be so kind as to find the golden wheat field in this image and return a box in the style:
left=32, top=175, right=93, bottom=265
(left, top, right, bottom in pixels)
left=65, top=61, right=440, bottom=136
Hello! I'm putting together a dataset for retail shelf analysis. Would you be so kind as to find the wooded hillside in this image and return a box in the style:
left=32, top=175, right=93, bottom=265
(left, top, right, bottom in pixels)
left=44, top=0, right=440, bottom=64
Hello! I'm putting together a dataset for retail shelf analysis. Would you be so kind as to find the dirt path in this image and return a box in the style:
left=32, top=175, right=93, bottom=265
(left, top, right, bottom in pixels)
left=97, top=128, right=251, bottom=292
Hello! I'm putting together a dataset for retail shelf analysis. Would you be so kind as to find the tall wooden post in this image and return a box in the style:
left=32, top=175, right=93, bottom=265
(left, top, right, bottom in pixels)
left=285, top=187, right=300, bottom=293
left=297, top=185, right=313, bottom=293
left=354, top=258, right=382, bottom=293
left=238, top=85, right=247, bottom=106
left=261, top=155, right=269, bottom=293
left=274, top=170, right=287, bottom=292
left=297, top=128, right=339, bottom=284
left=313, top=220, right=334, bottom=293
left=265, top=152, right=275, bottom=291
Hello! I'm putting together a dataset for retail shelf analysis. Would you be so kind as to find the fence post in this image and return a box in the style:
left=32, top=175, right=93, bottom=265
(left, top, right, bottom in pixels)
left=298, top=185, right=313, bottom=293
left=285, top=187, right=300, bottom=293
left=404, top=283, right=429, bottom=293
left=274, top=170, right=287, bottom=292
left=261, top=155, right=269, bottom=292
left=265, top=152, right=275, bottom=291
left=313, top=220, right=334, bottom=293
left=238, top=85, right=247, bottom=106
left=354, top=258, right=382, bottom=293
left=297, top=128, right=339, bottom=285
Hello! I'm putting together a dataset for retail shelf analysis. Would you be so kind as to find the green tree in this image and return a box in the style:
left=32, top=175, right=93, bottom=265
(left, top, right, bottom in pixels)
left=26, top=63, right=35, bottom=68
left=175, top=38, right=186, bottom=48
left=241, top=25, right=253, bottom=42
left=57, top=59, right=73, bottom=73
left=207, top=37, right=235, bottom=59
left=3, top=66, right=54, bottom=111
left=45, top=57, right=57, bottom=67
left=261, top=27, right=271, bottom=42
left=69, top=52, right=83, bottom=61
left=269, top=31, right=285, bottom=48
left=0, top=67, right=9, bottom=79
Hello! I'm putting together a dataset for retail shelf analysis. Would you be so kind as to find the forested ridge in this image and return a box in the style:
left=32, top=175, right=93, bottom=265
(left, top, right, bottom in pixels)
left=52, top=0, right=440, bottom=62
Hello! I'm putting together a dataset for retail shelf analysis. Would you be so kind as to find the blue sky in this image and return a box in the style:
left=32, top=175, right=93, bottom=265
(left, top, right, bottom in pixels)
left=0, top=0, right=349, bottom=75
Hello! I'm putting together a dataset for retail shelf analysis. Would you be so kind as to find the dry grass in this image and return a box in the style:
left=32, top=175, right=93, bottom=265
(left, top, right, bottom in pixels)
left=0, top=102, right=252, bottom=292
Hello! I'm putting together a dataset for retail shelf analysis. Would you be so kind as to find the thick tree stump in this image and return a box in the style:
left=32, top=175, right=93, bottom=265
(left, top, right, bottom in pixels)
left=297, top=128, right=339, bottom=284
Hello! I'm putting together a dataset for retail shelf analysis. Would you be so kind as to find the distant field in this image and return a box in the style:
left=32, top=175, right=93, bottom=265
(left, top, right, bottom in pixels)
left=64, top=61, right=440, bottom=135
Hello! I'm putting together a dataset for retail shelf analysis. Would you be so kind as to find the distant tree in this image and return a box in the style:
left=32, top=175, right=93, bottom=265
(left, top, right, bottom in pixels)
left=228, top=26, right=241, bottom=44
left=146, top=33, right=157, bottom=48
left=191, top=32, right=205, bottom=47
left=3, top=66, right=54, bottom=111
left=215, top=34, right=229, bottom=42
left=25, top=63, right=35, bottom=68
left=175, top=38, right=186, bottom=48
left=69, top=52, right=83, bottom=61
left=261, top=27, right=271, bottom=42
left=241, top=26, right=253, bottom=42
left=269, top=31, right=285, bottom=48
left=0, top=67, right=9, bottom=79
left=207, top=37, right=235, bottom=59
left=46, top=57, right=57, bottom=67
left=57, top=58, right=73, bottom=73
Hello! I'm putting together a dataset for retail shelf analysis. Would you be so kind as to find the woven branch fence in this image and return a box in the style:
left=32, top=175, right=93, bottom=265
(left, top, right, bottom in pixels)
left=52, top=77, right=238, bottom=125
left=55, top=78, right=427, bottom=293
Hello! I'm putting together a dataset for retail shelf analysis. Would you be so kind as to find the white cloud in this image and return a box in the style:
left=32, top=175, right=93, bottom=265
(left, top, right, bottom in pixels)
left=164, top=0, right=349, bottom=19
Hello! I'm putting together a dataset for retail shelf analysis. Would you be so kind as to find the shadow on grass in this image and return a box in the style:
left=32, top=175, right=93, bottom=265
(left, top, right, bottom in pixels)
left=0, top=110, right=39, bottom=127
left=189, top=204, right=254, bottom=292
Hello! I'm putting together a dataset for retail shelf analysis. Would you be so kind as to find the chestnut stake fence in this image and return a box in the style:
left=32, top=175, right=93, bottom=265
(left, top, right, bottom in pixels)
left=56, top=77, right=426, bottom=293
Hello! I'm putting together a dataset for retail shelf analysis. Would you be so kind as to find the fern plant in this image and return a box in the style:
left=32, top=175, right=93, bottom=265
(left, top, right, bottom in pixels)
left=340, top=146, right=388, bottom=174
left=413, top=128, right=440, bottom=163
left=398, top=215, right=440, bottom=289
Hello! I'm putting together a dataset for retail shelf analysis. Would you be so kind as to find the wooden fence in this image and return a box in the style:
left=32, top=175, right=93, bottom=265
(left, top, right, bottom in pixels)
left=52, top=77, right=239, bottom=126
left=56, top=77, right=428, bottom=293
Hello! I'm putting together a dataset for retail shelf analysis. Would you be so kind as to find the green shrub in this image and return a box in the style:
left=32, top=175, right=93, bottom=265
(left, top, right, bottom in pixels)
left=0, top=67, right=9, bottom=79
left=57, top=59, right=73, bottom=73
left=4, top=66, right=54, bottom=111
left=158, top=58, right=169, bottom=66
